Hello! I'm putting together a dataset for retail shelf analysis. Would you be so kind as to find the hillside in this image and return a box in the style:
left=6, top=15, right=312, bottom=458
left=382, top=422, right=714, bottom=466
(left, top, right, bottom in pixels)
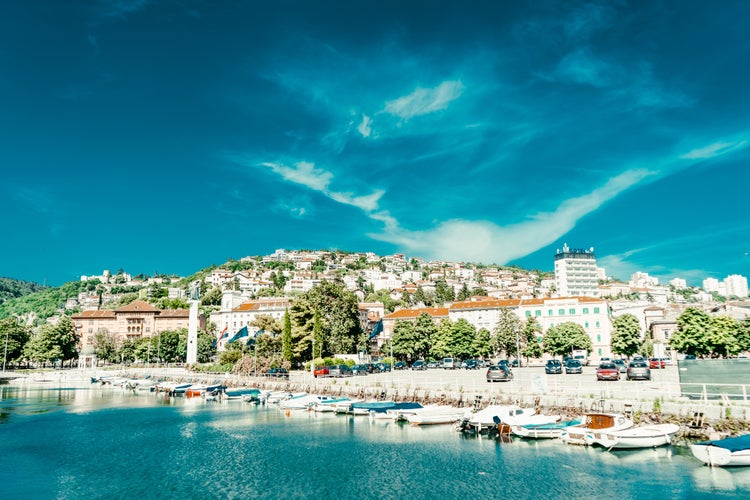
left=0, top=277, right=47, bottom=304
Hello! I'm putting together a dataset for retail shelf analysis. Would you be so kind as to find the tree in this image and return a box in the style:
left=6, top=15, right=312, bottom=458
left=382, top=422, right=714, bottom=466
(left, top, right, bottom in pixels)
left=611, top=314, right=642, bottom=357
left=670, top=307, right=711, bottom=356
left=493, top=308, right=522, bottom=358
left=456, top=283, right=471, bottom=301
left=543, top=322, right=591, bottom=357
left=473, top=328, right=493, bottom=359
left=413, top=285, right=427, bottom=306
left=196, top=330, right=216, bottom=363
left=430, top=319, right=453, bottom=358
left=706, top=315, right=741, bottom=357
left=0, top=318, right=31, bottom=367
left=448, top=318, right=477, bottom=359
left=94, top=331, right=119, bottom=363
left=391, top=320, right=416, bottom=360
left=521, top=317, right=543, bottom=360
left=24, top=316, right=79, bottom=367
left=282, top=310, right=293, bottom=362
left=200, top=286, right=222, bottom=306
left=251, top=314, right=282, bottom=335
left=434, top=279, right=454, bottom=304
left=738, top=318, right=750, bottom=353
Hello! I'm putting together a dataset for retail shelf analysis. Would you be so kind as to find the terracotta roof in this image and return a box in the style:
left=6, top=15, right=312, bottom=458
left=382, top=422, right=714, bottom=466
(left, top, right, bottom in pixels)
left=234, top=299, right=290, bottom=312
left=115, top=300, right=159, bottom=313
left=159, top=309, right=190, bottom=318
left=383, top=307, right=449, bottom=320
left=72, top=310, right=116, bottom=319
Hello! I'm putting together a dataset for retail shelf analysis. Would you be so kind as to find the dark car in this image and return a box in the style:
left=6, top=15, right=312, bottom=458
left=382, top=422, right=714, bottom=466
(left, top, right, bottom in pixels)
left=263, top=367, right=289, bottom=379
left=328, top=364, right=353, bottom=377
left=596, top=362, right=620, bottom=381
left=411, top=360, right=427, bottom=370
left=462, top=359, right=479, bottom=370
left=564, top=359, right=582, bottom=374
left=545, top=359, right=563, bottom=374
left=510, top=359, right=523, bottom=368
left=375, top=362, right=391, bottom=372
left=394, top=361, right=408, bottom=370
left=486, top=365, right=513, bottom=382
left=627, top=361, right=651, bottom=381
left=612, top=359, right=627, bottom=373
left=351, top=364, right=369, bottom=375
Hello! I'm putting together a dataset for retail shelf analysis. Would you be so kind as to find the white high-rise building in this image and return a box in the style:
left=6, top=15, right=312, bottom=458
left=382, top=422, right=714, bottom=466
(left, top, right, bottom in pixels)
left=669, top=278, right=687, bottom=289
left=703, top=278, right=720, bottom=293
left=554, top=243, right=599, bottom=297
left=725, top=274, right=749, bottom=298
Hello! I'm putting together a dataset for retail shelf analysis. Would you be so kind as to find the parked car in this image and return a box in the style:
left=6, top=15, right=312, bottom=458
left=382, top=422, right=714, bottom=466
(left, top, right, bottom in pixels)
left=596, top=362, right=620, bottom=381
left=510, top=359, right=523, bottom=368
left=461, top=359, right=479, bottom=370
left=411, top=360, right=427, bottom=370
left=649, top=357, right=665, bottom=369
left=263, top=367, right=289, bottom=379
left=394, top=361, right=408, bottom=370
left=564, top=359, right=582, bottom=374
left=313, top=366, right=330, bottom=378
left=442, top=357, right=458, bottom=369
left=351, top=364, right=369, bottom=375
left=545, top=359, right=563, bottom=374
left=375, top=362, right=391, bottom=372
left=612, top=359, right=627, bottom=373
left=627, top=361, right=651, bottom=381
left=328, top=364, right=353, bottom=377
left=426, top=361, right=438, bottom=369
left=486, top=365, right=513, bottom=382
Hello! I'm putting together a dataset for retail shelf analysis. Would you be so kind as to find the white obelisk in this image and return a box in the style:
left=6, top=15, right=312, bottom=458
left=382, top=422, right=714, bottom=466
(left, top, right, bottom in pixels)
left=186, top=282, right=199, bottom=365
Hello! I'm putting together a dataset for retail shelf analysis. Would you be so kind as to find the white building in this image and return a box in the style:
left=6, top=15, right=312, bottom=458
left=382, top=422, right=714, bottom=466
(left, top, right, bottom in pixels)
left=725, top=274, right=749, bottom=298
left=209, top=293, right=290, bottom=350
left=554, top=244, right=599, bottom=297
left=703, top=278, right=721, bottom=293
left=630, top=272, right=658, bottom=288
left=669, top=278, right=687, bottom=289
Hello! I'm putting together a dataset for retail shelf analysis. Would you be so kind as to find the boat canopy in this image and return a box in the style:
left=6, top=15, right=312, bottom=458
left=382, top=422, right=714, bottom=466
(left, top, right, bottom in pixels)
left=700, top=433, right=750, bottom=452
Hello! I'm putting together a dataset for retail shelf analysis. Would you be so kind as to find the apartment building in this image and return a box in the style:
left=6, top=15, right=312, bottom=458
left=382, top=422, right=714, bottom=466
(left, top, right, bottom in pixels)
left=554, top=243, right=599, bottom=297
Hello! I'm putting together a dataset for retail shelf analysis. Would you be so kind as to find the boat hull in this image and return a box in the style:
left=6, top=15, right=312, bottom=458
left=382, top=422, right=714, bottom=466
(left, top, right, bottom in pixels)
left=586, top=424, right=680, bottom=449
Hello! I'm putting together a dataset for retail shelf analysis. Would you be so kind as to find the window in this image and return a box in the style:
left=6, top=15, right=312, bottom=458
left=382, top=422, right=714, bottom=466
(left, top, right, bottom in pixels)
left=596, top=321, right=600, bottom=328
left=548, top=310, right=553, bottom=316
left=597, top=335, right=601, bottom=342
left=598, top=348, right=602, bottom=355
left=569, top=308, right=575, bottom=315
left=535, top=310, right=541, bottom=316
left=583, top=308, right=589, bottom=314
left=585, top=322, right=589, bottom=328
left=593, top=307, right=600, bottom=314
left=525, top=311, right=531, bottom=317
left=558, top=309, right=565, bottom=315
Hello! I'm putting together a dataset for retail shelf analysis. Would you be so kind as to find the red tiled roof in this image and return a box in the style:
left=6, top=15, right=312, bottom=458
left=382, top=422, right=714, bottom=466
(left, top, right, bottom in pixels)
left=383, top=307, right=449, bottom=320
left=234, top=299, right=290, bottom=312
left=115, top=300, right=159, bottom=313
left=71, top=310, right=116, bottom=319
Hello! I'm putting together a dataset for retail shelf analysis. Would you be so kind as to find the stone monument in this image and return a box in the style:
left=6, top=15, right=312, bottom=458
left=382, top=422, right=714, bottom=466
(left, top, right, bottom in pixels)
left=187, top=281, right=200, bottom=365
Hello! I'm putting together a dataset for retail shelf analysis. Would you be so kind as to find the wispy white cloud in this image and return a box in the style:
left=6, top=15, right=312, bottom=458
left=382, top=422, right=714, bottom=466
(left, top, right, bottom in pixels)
left=357, top=114, right=372, bottom=138
left=554, top=48, right=612, bottom=88
left=259, top=161, right=384, bottom=213
left=680, top=139, right=749, bottom=160
left=98, top=0, right=151, bottom=19
left=369, top=168, right=653, bottom=263
left=384, top=80, right=464, bottom=120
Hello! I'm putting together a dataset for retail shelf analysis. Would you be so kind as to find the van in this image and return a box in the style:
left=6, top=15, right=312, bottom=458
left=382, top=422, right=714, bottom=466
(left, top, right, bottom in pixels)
left=442, top=357, right=457, bottom=370
left=572, top=349, right=589, bottom=366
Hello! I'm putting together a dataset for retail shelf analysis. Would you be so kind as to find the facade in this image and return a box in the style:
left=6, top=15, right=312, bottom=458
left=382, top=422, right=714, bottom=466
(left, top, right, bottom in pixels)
left=208, top=295, right=290, bottom=349
left=554, top=244, right=599, bottom=297
left=72, top=300, right=206, bottom=351
left=725, top=274, right=749, bottom=298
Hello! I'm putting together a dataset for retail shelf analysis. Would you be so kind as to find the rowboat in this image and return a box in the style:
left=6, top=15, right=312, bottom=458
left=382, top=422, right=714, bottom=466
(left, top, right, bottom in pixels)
left=585, top=423, right=680, bottom=449
left=690, top=434, right=750, bottom=467
left=511, top=418, right=582, bottom=439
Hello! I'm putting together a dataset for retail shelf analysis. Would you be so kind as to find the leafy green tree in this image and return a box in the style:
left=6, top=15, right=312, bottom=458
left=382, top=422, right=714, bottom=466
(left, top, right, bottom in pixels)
left=94, top=331, right=119, bottom=363
left=200, top=286, right=222, bottom=306
left=448, top=318, right=477, bottom=359
left=0, top=318, right=31, bottom=366
left=706, top=315, right=740, bottom=357
left=414, top=285, right=427, bottom=306
left=670, top=307, right=711, bottom=356
left=493, top=308, right=522, bottom=358
left=430, top=319, right=453, bottom=358
left=434, top=279, right=454, bottom=304
left=522, top=317, right=543, bottom=360
left=456, top=283, right=471, bottom=301
left=251, top=314, right=282, bottom=335
left=255, top=333, right=282, bottom=358
left=364, top=289, right=400, bottom=313
left=196, top=330, right=216, bottom=363
left=24, top=316, right=79, bottom=366
left=412, top=313, right=437, bottom=359
left=543, top=322, right=591, bottom=357
left=611, top=314, right=642, bottom=357
left=282, top=310, right=293, bottom=362
left=391, top=320, right=416, bottom=360
left=312, top=308, right=324, bottom=359
left=473, top=327, right=493, bottom=359
left=738, top=318, right=750, bottom=353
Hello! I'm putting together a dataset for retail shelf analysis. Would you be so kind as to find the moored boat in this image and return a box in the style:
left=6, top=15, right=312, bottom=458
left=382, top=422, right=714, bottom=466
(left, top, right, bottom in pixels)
left=407, top=406, right=465, bottom=426
left=585, top=423, right=681, bottom=449
left=560, top=413, right=633, bottom=445
left=690, top=434, right=750, bottom=467
left=459, top=405, right=559, bottom=434
left=511, top=418, right=582, bottom=439
left=223, top=387, right=261, bottom=401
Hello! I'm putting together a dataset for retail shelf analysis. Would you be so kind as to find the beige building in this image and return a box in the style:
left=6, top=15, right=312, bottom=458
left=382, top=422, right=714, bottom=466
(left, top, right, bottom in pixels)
left=72, top=300, right=206, bottom=350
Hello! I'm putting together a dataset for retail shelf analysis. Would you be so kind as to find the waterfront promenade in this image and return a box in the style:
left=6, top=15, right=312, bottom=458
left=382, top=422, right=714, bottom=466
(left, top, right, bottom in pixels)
left=10, top=364, right=750, bottom=426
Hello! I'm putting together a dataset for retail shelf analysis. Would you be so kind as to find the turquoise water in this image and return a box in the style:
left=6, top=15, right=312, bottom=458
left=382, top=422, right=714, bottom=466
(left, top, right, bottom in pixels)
left=2, top=385, right=750, bottom=499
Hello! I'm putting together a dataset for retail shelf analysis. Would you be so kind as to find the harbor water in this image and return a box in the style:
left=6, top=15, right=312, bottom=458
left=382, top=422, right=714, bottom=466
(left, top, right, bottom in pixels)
left=1, top=384, right=750, bottom=499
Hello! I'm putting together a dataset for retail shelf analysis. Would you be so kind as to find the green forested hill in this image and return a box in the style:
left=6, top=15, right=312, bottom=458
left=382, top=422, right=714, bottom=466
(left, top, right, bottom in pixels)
left=0, top=279, right=96, bottom=324
left=0, top=277, right=47, bottom=304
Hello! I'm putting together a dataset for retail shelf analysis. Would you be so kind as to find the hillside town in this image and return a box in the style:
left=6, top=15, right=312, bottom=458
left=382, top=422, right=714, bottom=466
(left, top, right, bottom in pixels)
left=61, top=245, right=750, bottom=366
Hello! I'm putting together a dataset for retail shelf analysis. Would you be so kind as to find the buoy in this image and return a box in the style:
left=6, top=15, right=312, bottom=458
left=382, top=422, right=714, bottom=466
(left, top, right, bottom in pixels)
left=285, top=410, right=291, bottom=417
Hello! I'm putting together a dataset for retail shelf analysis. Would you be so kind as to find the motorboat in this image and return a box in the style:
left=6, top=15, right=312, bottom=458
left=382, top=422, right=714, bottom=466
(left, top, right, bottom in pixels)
left=407, top=406, right=465, bottom=426
left=690, top=433, right=750, bottom=467
left=459, top=405, right=559, bottom=433
left=511, top=418, right=582, bottom=439
left=223, top=387, right=261, bottom=401
left=585, top=423, right=681, bottom=449
left=279, top=394, right=348, bottom=410
left=560, top=413, right=633, bottom=445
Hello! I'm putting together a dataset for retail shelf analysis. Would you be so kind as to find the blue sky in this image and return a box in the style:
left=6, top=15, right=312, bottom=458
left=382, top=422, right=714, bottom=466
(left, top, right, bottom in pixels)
left=2, top=1, right=750, bottom=287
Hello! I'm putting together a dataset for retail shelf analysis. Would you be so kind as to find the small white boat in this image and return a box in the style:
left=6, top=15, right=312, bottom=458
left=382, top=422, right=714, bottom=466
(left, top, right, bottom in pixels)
left=690, top=434, right=750, bottom=467
left=511, top=418, right=582, bottom=439
left=279, top=394, right=348, bottom=410
left=560, top=413, right=633, bottom=445
left=460, top=405, right=559, bottom=433
left=407, top=406, right=465, bottom=426
left=585, top=423, right=681, bottom=449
